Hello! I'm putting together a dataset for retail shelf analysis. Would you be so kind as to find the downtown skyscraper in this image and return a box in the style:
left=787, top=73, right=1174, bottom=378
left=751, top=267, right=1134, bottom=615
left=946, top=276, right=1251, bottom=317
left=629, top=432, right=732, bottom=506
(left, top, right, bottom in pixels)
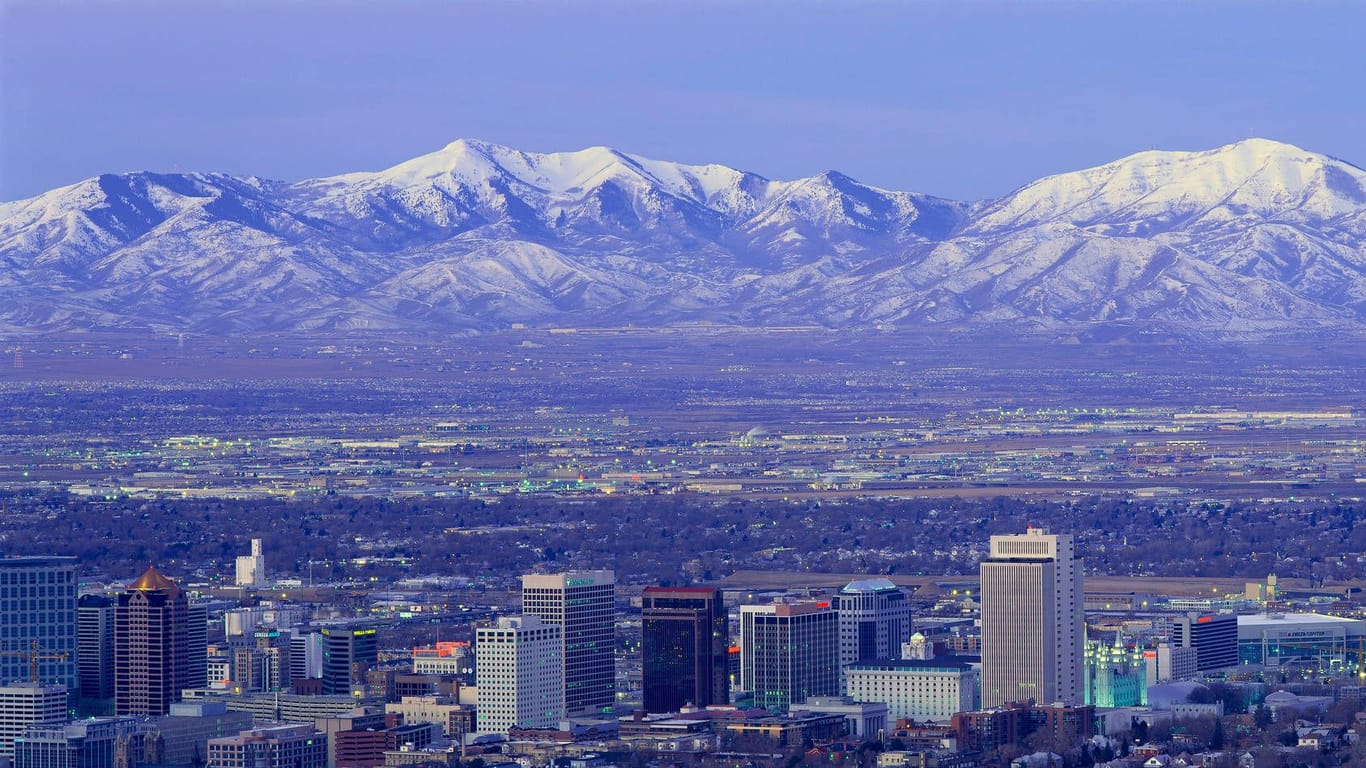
left=641, top=586, right=728, bottom=713
left=739, top=599, right=838, bottom=713
left=521, top=571, right=615, bottom=715
left=0, top=557, right=77, bottom=690
left=474, top=616, right=564, bottom=732
left=114, top=566, right=198, bottom=716
left=979, top=528, right=1083, bottom=707
left=836, top=578, right=911, bottom=682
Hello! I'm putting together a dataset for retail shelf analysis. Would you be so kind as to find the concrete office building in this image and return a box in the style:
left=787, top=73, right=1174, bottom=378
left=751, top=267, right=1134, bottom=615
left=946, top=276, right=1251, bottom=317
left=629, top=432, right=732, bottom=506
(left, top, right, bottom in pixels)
left=207, top=725, right=326, bottom=768
left=411, top=643, right=469, bottom=677
left=788, top=697, right=889, bottom=740
left=641, top=586, right=728, bottom=713
left=979, top=528, right=1083, bottom=707
left=141, top=701, right=254, bottom=768
left=313, top=711, right=386, bottom=768
left=739, top=600, right=839, bottom=713
left=115, top=566, right=195, bottom=716
left=224, top=606, right=308, bottom=638
left=179, top=689, right=374, bottom=724
left=0, top=685, right=68, bottom=760
left=13, top=717, right=141, bottom=768
left=0, top=557, right=78, bottom=691
left=837, top=579, right=912, bottom=685
left=521, top=571, right=615, bottom=715
left=1145, top=642, right=1200, bottom=686
left=845, top=655, right=977, bottom=724
left=385, top=696, right=475, bottom=739
left=474, top=616, right=563, bottom=733
left=290, top=630, right=326, bottom=683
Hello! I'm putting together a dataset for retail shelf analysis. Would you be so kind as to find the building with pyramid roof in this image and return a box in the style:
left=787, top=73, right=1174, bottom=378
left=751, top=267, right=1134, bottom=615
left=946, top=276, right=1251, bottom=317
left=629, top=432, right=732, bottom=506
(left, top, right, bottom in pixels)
left=115, top=566, right=202, bottom=716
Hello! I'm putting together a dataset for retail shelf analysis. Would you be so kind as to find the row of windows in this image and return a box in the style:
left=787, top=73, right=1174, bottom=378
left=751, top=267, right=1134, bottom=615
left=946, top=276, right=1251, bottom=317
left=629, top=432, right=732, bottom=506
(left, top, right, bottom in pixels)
left=0, top=569, right=74, bottom=585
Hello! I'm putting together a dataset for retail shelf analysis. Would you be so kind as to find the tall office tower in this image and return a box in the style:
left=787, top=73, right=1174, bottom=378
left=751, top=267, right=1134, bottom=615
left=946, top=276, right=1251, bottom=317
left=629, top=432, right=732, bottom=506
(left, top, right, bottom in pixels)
left=187, top=602, right=208, bottom=690
left=254, top=631, right=291, bottom=691
left=115, top=566, right=192, bottom=716
left=474, top=616, right=564, bottom=733
left=0, top=685, right=69, bottom=759
left=78, top=595, right=116, bottom=707
left=1173, top=613, right=1238, bottom=671
left=837, top=578, right=912, bottom=680
left=739, top=600, right=839, bottom=712
left=0, top=557, right=78, bottom=690
left=521, top=571, right=615, bottom=715
left=235, top=540, right=266, bottom=587
left=319, top=627, right=377, bottom=695
left=641, top=587, right=728, bottom=713
left=289, top=630, right=326, bottom=682
left=979, top=527, right=1083, bottom=707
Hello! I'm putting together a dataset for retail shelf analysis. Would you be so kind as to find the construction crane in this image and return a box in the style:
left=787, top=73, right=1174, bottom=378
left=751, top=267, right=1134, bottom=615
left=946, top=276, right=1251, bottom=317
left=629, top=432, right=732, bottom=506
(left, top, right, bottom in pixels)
left=0, top=639, right=70, bottom=683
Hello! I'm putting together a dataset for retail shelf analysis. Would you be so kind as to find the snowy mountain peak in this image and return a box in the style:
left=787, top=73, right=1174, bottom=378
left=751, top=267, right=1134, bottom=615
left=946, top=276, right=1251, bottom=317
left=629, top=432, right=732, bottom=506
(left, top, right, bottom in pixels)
left=2, top=138, right=1365, bottom=334
left=969, top=137, right=1366, bottom=233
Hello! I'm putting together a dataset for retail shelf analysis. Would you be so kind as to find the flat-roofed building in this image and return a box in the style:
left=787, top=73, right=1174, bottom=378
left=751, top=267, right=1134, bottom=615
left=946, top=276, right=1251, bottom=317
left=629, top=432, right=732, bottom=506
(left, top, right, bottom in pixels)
left=979, top=528, right=1082, bottom=707
left=846, top=657, right=976, bottom=723
left=740, top=600, right=838, bottom=713
left=1175, top=612, right=1238, bottom=671
left=13, top=717, right=141, bottom=768
left=207, top=725, right=326, bottom=768
left=521, top=571, right=615, bottom=716
left=141, top=701, right=254, bottom=768
left=0, top=686, right=68, bottom=760
left=475, top=616, right=563, bottom=733
left=384, top=696, right=474, bottom=739
left=0, top=557, right=78, bottom=691
left=641, top=586, right=728, bottom=713
left=1236, top=612, right=1366, bottom=667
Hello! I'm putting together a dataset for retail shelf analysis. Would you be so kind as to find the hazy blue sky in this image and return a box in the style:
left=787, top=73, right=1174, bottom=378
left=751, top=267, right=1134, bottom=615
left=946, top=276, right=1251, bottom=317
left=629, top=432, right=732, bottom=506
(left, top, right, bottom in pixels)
left=2, top=0, right=1363, bottom=202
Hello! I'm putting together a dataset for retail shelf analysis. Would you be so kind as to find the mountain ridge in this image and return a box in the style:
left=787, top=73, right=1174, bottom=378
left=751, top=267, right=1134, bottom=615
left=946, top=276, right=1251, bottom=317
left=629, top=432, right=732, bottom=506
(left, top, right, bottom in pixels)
left=2, top=138, right=1364, bottom=336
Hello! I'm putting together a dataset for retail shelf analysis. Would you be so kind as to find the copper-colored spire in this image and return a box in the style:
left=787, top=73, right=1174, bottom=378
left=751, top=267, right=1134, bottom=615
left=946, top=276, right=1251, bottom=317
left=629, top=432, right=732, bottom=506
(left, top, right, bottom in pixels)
left=127, top=564, right=182, bottom=596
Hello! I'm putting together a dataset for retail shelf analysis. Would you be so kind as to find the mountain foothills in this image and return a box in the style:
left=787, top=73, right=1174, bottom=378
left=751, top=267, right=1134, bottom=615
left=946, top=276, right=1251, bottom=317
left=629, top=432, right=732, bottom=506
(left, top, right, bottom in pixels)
left=2, top=138, right=1364, bottom=335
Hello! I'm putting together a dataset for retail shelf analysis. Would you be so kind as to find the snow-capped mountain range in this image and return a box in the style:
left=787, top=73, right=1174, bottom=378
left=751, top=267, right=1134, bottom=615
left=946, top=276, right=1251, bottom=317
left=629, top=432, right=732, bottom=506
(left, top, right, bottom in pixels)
left=2, top=137, right=1364, bottom=335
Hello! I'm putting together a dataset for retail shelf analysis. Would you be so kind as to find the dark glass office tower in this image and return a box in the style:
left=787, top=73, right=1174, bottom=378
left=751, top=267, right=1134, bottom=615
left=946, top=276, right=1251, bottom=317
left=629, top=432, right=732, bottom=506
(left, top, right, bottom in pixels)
left=641, top=587, right=728, bottom=713
left=320, top=626, right=378, bottom=695
left=77, top=595, right=116, bottom=706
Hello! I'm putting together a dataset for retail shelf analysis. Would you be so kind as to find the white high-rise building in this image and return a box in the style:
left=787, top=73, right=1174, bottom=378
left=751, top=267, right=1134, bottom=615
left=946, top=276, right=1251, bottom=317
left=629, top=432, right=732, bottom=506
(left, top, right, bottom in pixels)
left=0, top=685, right=68, bottom=759
left=235, top=539, right=265, bottom=587
left=979, top=527, right=1083, bottom=707
left=837, top=578, right=911, bottom=689
left=474, top=616, right=564, bottom=733
left=521, top=571, right=615, bottom=715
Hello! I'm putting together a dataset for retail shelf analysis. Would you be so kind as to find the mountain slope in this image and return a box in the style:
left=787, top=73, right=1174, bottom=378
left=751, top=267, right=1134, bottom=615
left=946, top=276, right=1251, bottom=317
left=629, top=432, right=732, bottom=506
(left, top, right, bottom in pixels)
left=1, top=138, right=1364, bottom=334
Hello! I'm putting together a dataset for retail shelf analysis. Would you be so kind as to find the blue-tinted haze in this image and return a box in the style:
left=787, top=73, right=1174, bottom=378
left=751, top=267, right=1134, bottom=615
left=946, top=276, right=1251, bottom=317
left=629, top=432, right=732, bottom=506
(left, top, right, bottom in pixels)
left=1, top=0, right=1362, bottom=202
